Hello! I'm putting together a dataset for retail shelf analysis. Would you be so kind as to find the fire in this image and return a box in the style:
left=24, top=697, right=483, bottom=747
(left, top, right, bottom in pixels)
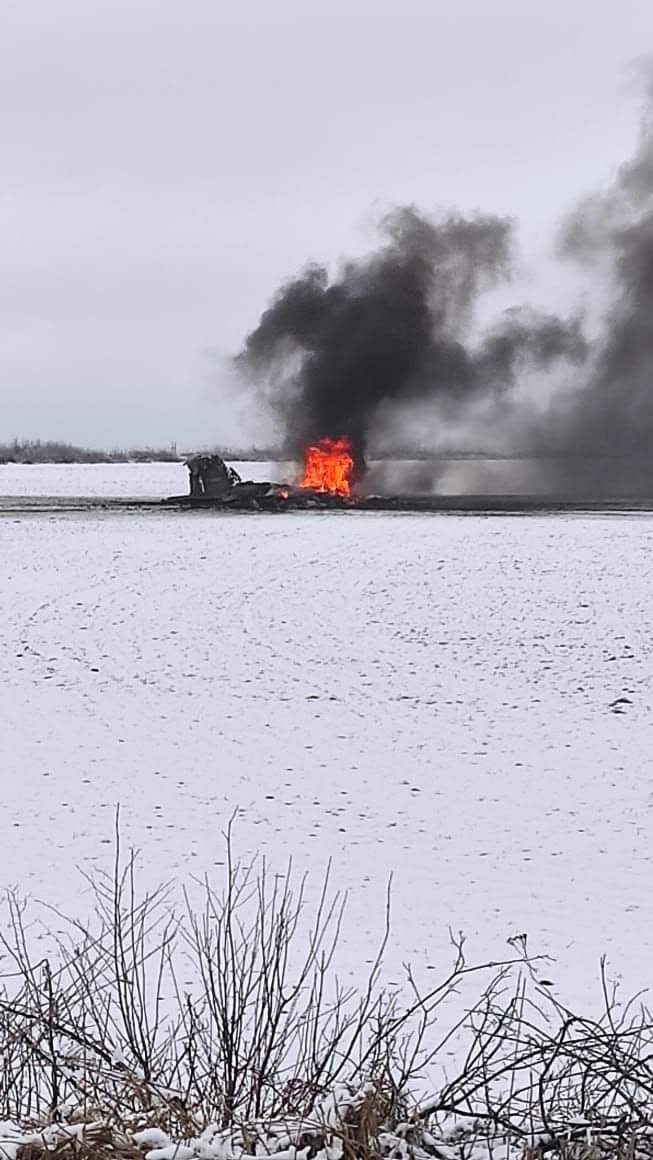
left=300, top=436, right=354, bottom=497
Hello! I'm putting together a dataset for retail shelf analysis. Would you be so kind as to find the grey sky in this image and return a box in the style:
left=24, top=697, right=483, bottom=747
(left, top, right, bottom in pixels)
left=2, top=0, right=652, bottom=449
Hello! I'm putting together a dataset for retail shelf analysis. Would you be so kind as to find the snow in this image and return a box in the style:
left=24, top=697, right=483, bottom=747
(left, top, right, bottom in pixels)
left=134, top=1131, right=173, bottom=1148
left=146, top=1146, right=196, bottom=1160
left=2, top=465, right=653, bottom=1010
left=0, top=461, right=188, bottom=498
left=0, top=461, right=286, bottom=499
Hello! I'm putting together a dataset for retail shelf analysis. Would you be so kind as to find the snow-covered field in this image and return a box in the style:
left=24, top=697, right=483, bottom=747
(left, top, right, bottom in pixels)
left=1, top=465, right=653, bottom=1008
left=0, top=460, right=285, bottom=498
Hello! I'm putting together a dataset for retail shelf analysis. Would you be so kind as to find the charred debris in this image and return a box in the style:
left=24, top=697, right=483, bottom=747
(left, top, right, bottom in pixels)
left=165, top=453, right=365, bottom=512
left=160, top=454, right=653, bottom=514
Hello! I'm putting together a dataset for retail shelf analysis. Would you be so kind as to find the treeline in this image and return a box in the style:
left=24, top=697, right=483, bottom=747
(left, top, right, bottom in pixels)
left=0, top=439, right=181, bottom=464
left=214, top=446, right=290, bottom=460
left=0, top=440, right=290, bottom=464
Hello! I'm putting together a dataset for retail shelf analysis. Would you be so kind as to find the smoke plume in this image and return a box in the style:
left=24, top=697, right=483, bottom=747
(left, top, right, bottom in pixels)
left=236, top=68, right=653, bottom=494
left=540, top=71, right=653, bottom=492
left=237, top=209, right=584, bottom=477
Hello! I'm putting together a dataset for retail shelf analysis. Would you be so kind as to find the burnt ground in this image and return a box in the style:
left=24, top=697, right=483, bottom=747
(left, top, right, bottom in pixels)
left=4, top=492, right=653, bottom=515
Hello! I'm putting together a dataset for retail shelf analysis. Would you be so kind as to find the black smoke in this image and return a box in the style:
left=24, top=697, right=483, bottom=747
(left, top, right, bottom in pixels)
left=236, top=69, right=653, bottom=494
left=540, top=71, right=653, bottom=492
left=237, top=208, right=584, bottom=478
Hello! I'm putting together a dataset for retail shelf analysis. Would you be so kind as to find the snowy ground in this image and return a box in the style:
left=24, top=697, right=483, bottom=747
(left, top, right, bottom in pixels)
left=1, top=466, right=653, bottom=1009
left=0, top=460, right=285, bottom=498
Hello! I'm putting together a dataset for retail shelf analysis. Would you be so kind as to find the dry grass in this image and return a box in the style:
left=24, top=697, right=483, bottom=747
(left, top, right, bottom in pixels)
left=15, top=1124, right=143, bottom=1160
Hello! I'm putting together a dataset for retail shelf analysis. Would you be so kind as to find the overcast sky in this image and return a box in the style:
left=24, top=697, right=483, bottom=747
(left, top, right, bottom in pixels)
left=2, top=0, right=652, bottom=449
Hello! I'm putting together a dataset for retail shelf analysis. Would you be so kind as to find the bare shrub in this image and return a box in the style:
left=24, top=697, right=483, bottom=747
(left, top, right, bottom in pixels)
left=0, top=818, right=651, bottom=1160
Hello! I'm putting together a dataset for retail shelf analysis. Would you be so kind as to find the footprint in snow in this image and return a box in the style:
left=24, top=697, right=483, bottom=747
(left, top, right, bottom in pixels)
left=609, top=696, right=633, bottom=713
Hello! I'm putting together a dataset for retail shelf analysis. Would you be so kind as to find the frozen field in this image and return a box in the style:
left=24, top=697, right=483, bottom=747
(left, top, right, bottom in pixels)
left=0, top=460, right=285, bottom=499
left=2, top=465, right=653, bottom=1007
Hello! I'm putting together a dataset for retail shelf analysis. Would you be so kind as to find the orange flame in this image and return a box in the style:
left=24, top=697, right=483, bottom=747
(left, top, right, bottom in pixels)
left=300, top=436, right=354, bottom=497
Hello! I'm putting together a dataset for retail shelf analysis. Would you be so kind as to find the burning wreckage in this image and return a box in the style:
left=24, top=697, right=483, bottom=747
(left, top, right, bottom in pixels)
left=162, top=442, right=653, bottom=516
left=170, top=439, right=369, bottom=512
left=167, top=440, right=469, bottom=511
